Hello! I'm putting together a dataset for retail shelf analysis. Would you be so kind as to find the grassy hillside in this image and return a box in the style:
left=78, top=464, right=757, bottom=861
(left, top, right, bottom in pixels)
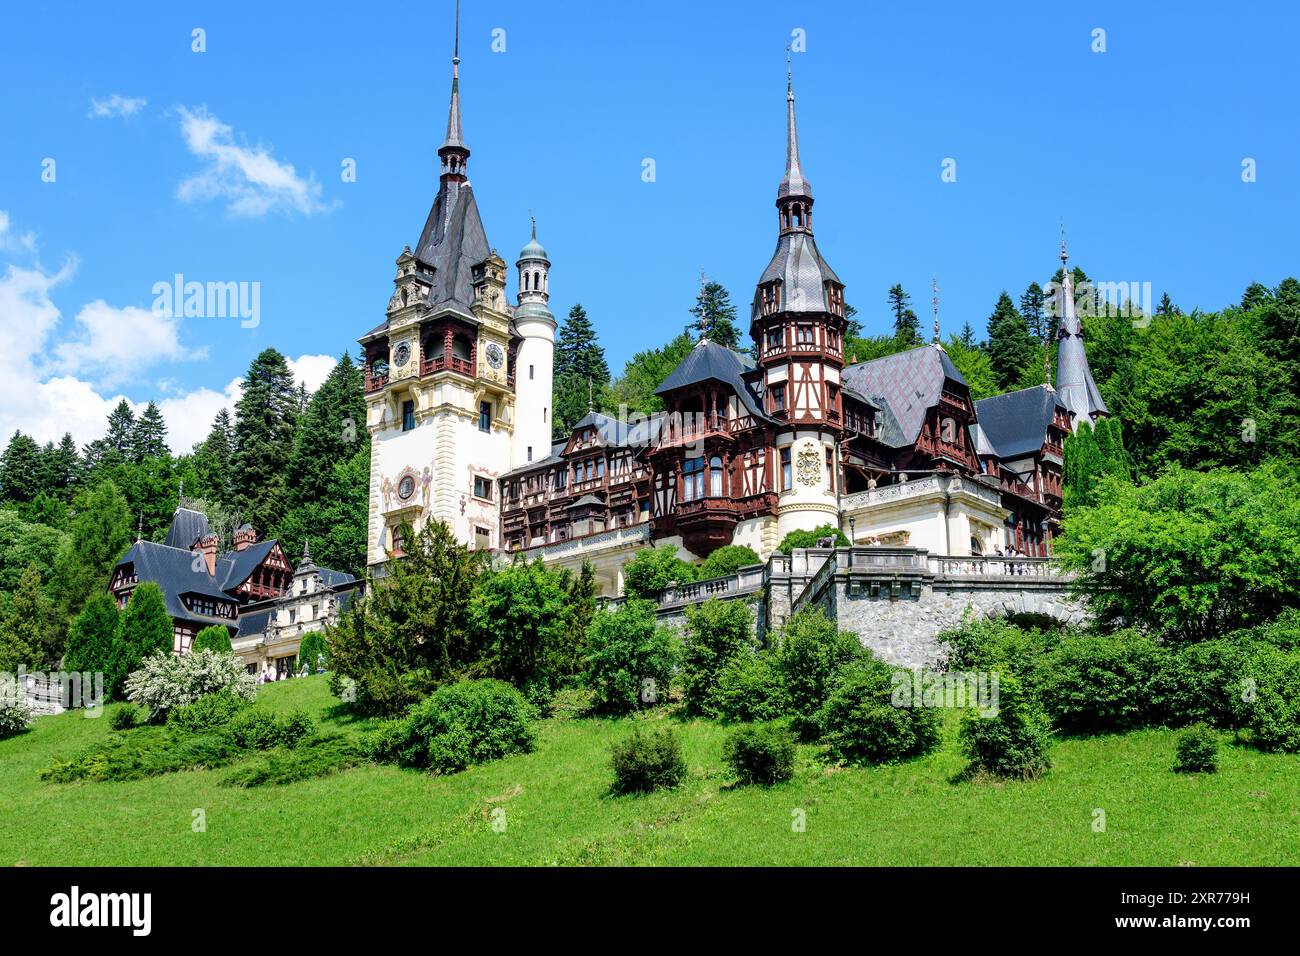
left=2, top=675, right=1297, bottom=866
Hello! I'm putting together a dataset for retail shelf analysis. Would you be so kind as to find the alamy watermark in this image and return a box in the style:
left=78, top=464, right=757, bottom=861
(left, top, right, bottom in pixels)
left=1, top=666, right=105, bottom=717
left=152, top=273, right=260, bottom=328
left=891, top=669, right=1000, bottom=717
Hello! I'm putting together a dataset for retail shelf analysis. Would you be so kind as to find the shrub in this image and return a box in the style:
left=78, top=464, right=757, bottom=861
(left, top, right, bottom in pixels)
left=110, top=705, right=140, bottom=731
left=774, top=607, right=866, bottom=740
left=817, top=658, right=942, bottom=765
left=711, top=651, right=789, bottom=722
left=360, top=719, right=408, bottom=763
left=722, top=724, right=796, bottom=785
left=1173, top=723, right=1219, bottom=773
left=124, top=649, right=257, bottom=723
left=167, top=690, right=250, bottom=734
left=395, top=679, right=535, bottom=773
left=192, top=625, right=233, bottom=654
left=229, top=709, right=315, bottom=751
left=298, top=632, right=328, bottom=673
left=0, top=695, right=33, bottom=738
left=940, top=616, right=1053, bottom=682
left=610, top=728, right=686, bottom=794
left=959, top=672, right=1052, bottom=780
left=681, top=599, right=757, bottom=716
left=776, top=524, right=848, bottom=555
left=41, top=727, right=244, bottom=783
left=1148, top=639, right=1250, bottom=729
left=1238, top=645, right=1300, bottom=752
left=622, top=544, right=698, bottom=600
left=1037, top=632, right=1161, bottom=735
left=220, top=734, right=364, bottom=788
left=697, top=545, right=761, bottom=580
left=1244, top=608, right=1300, bottom=651
left=581, top=600, right=678, bottom=714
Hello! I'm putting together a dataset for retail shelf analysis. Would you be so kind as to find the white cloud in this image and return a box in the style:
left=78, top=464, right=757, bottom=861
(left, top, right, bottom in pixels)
left=52, top=300, right=207, bottom=387
left=88, top=94, right=147, bottom=119
left=0, top=211, right=36, bottom=254
left=288, top=354, right=336, bottom=392
left=0, top=211, right=342, bottom=459
left=176, top=106, right=333, bottom=217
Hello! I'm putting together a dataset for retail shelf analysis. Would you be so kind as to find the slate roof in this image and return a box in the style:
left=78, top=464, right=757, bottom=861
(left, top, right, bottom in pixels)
left=756, top=231, right=841, bottom=314
left=841, top=345, right=968, bottom=447
left=235, top=608, right=272, bottom=639
left=655, top=340, right=770, bottom=421
left=163, top=508, right=209, bottom=549
left=413, top=182, right=491, bottom=322
left=114, top=540, right=236, bottom=626
left=973, top=386, right=1063, bottom=460
left=217, top=540, right=277, bottom=591
left=1054, top=266, right=1110, bottom=428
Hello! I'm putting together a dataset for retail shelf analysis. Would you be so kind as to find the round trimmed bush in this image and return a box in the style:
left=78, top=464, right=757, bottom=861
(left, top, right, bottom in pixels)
left=1037, top=632, right=1161, bottom=735
left=192, top=625, right=233, bottom=654
left=722, top=724, right=796, bottom=786
left=712, top=651, right=789, bottom=723
left=610, top=727, right=686, bottom=794
left=396, top=679, right=535, bottom=773
left=816, top=659, right=942, bottom=765
left=1238, top=645, right=1300, bottom=752
left=1173, top=723, right=1219, bottom=773
left=229, top=708, right=314, bottom=750
left=959, top=672, right=1052, bottom=780
left=110, top=705, right=140, bottom=731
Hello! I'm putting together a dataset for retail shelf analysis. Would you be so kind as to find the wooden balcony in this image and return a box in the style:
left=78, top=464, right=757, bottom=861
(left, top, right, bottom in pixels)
left=364, top=373, right=389, bottom=393
left=420, top=354, right=476, bottom=377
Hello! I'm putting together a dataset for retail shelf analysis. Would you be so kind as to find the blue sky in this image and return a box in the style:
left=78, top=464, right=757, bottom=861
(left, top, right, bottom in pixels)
left=1, top=0, right=1296, bottom=451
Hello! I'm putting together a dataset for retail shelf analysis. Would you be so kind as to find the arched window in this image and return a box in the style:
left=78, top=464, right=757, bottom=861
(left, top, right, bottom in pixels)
left=534, top=271, right=541, bottom=289
left=970, top=535, right=983, bottom=556
left=709, top=456, right=723, bottom=497
left=451, top=335, right=471, bottom=361
left=523, top=272, right=530, bottom=291
left=683, top=456, right=704, bottom=501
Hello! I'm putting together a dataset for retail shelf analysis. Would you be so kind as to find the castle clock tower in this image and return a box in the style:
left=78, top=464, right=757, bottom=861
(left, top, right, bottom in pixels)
left=751, top=63, right=847, bottom=539
left=359, top=29, right=519, bottom=565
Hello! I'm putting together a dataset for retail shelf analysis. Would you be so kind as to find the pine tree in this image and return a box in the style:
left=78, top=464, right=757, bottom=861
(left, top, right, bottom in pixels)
left=50, top=433, right=83, bottom=499
left=0, top=431, right=44, bottom=503
left=130, top=402, right=169, bottom=462
left=64, top=593, right=120, bottom=675
left=52, top=479, right=134, bottom=619
left=1155, top=292, right=1179, bottom=317
left=1241, top=281, right=1275, bottom=312
left=553, top=304, right=610, bottom=437
left=1020, top=282, right=1051, bottom=341
left=283, top=353, right=367, bottom=510
left=108, top=582, right=172, bottom=698
left=190, top=409, right=234, bottom=508
left=958, top=321, right=979, bottom=349
left=104, top=400, right=136, bottom=460
left=1062, top=421, right=1104, bottom=510
left=687, top=280, right=741, bottom=349
left=0, top=566, right=61, bottom=670
left=888, top=284, right=921, bottom=346
left=986, top=291, right=1038, bottom=392
left=230, top=348, right=299, bottom=533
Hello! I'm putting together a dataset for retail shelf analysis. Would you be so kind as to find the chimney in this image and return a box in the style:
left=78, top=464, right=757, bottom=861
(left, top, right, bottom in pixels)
left=233, top=525, right=257, bottom=552
left=195, top=534, right=218, bottom=577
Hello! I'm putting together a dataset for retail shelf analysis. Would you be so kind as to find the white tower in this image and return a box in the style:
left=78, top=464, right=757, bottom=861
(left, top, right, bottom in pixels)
left=512, top=219, right=556, bottom=466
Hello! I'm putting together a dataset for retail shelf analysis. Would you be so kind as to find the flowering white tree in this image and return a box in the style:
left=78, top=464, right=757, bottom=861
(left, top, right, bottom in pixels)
left=125, top=650, right=257, bottom=721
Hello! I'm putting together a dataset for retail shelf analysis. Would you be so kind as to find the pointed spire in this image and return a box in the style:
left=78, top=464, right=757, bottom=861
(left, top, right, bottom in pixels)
left=438, top=0, right=469, bottom=181
left=696, top=268, right=710, bottom=343
left=776, top=46, right=813, bottom=230
left=1053, top=228, right=1109, bottom=429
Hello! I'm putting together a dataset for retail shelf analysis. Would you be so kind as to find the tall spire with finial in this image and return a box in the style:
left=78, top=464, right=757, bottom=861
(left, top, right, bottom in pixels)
left=696, top=268, right=709, bottom=342
left=1054, top=224, right=1109, bottom=429
left=438, top=0, right=468, bottom=183
left=776, top=45, right=813, bottom=232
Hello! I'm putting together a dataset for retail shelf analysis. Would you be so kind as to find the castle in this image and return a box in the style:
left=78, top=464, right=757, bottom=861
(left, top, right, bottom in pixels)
left=360, top=42, right=1108, bottom=599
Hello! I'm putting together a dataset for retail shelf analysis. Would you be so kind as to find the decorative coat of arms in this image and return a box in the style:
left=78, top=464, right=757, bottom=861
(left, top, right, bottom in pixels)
left=797, top=442, right=821, bottom=486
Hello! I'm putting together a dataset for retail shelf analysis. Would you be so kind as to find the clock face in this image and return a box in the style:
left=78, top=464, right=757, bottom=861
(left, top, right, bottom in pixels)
left=398, top=475, right=415, bottom=500
left=393, top=342, right=411, bottom=367
left=485, top=343, right=505, bottom=369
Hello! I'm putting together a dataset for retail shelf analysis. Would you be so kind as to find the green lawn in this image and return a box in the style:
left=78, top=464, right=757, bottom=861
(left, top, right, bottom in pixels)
left=3, top=675, right=1297, bottom=866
